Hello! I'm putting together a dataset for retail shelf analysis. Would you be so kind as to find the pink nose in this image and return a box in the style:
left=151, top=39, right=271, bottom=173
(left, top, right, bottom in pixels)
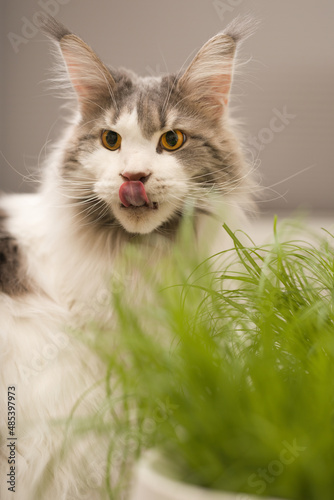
left=120, top=171, right=151, bottom=183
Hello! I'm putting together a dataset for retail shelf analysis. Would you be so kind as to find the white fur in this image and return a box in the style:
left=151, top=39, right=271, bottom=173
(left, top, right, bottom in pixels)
left=0, top=183, right=120, bottom=499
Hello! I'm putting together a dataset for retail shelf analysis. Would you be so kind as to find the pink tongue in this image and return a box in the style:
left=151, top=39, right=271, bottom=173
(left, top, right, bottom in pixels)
left=119, top=181, right=150, bottom=207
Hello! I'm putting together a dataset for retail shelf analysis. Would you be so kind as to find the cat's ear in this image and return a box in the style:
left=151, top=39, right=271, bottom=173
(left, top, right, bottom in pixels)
left=41, top=16, right=115, bottom=115
left=178, top=17, right=256, bottom=120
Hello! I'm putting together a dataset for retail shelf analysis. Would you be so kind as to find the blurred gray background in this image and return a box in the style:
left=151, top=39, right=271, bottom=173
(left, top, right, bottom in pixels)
left=1, top=0, right=333, bottom=214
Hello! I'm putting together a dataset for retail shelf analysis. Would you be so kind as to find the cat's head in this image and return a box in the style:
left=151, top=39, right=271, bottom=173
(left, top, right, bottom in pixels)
left=43, top=16, right=255, bottom=237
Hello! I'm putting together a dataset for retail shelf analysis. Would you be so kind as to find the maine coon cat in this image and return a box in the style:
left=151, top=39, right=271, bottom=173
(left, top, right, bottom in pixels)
left=0, top=15, right=255, bottom=499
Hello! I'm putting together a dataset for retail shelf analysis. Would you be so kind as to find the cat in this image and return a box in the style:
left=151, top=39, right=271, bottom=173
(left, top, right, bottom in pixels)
left=0, top=15, right=256, bottom=500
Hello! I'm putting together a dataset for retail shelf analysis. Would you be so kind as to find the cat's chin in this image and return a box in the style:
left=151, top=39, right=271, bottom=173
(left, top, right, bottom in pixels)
left=113, top=203, right=171, bottom=235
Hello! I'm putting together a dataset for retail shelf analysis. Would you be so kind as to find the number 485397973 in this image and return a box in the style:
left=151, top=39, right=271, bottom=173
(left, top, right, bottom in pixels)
left=8, top=386, right=16, bottom=436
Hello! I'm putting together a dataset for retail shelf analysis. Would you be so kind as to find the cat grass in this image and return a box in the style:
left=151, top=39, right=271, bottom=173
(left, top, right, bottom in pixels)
left=79, top=217, right=334, bottom=499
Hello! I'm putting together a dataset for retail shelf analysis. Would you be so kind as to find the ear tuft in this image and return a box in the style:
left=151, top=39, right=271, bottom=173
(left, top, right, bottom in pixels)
left=39, top=14, right=71, bottom=42
left=223, top=14, right=259, bottom=45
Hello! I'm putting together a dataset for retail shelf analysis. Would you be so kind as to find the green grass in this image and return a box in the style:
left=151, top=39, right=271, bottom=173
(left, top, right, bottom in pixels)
left=82, top=217, right=334, bottom=499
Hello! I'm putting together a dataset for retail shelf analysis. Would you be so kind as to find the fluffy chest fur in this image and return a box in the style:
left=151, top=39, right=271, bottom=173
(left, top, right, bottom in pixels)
left=0, top=15, right=255, bottom=500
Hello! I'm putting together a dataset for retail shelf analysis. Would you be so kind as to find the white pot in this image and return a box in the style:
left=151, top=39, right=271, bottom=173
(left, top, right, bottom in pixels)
left=129, top=451, right=284, bottom=500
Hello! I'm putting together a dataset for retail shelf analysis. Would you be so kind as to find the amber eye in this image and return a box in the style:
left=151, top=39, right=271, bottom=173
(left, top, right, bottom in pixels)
left=160, top=130, right=186, bottom=151
left=101, top=130, right=122, bottom=151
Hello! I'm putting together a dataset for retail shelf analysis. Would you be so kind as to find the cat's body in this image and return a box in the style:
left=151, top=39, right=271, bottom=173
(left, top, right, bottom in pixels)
left=0, top=16, right=255, bottom=499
